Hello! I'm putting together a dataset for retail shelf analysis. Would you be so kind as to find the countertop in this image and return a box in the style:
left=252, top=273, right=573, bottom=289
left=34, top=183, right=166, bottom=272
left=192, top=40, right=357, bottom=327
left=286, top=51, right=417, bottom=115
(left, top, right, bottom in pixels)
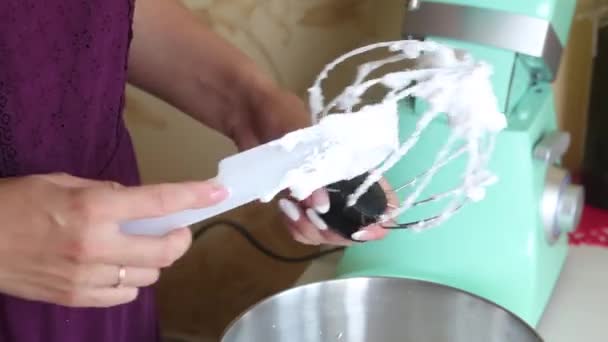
left=293, top=246, right=608, bottom=342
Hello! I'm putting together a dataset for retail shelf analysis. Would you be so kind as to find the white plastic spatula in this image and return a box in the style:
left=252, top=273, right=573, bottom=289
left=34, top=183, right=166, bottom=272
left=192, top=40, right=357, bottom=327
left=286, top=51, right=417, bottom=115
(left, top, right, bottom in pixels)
left=119, top=138, right=324, bottom=236
left=119, top=102, right=399, bottom=236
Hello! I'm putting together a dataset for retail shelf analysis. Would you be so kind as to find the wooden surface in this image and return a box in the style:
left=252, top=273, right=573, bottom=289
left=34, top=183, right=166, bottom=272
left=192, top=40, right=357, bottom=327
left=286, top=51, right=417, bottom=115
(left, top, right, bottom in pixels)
left=155, top=200, right=319, bottom=340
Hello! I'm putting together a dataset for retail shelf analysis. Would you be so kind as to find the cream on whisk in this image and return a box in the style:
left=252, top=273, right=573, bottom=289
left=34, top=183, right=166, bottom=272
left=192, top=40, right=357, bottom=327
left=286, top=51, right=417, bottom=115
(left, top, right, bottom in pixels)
left=280, top=39, right=506, bottom=230
left=259, top=101, right=400, bottom=202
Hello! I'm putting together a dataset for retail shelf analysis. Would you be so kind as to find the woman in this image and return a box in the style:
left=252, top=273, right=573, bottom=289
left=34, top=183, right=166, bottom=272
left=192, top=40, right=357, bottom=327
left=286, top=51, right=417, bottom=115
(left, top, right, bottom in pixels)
left=0, top=0, right=388, bottom=341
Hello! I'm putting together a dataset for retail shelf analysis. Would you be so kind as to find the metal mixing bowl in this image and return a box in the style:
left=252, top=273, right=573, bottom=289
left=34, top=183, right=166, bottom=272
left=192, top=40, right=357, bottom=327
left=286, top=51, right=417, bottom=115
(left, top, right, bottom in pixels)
left=221, top=277, right=542, bottom=342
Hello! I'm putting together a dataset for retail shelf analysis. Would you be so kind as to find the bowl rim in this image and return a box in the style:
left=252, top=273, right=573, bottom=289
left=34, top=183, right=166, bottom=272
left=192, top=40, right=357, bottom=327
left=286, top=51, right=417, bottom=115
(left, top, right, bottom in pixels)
left=220, top=276, right=544, bottom=341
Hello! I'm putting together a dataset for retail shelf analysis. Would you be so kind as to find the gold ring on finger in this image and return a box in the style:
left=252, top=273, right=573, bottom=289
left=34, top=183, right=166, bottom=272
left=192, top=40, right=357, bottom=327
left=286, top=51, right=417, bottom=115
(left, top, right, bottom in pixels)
left=114, top=265, right=127, bottom=288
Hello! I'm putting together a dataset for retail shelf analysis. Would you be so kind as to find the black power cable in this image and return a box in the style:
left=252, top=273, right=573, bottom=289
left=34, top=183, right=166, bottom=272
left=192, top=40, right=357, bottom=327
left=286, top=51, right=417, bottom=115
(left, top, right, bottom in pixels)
left=192, top=219, right=345, bottom=263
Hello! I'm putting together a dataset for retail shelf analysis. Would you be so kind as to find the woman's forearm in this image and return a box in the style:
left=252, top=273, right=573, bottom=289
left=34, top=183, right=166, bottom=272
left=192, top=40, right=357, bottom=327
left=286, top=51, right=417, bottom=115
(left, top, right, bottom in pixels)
left=127, top=0, right=275, bottom=135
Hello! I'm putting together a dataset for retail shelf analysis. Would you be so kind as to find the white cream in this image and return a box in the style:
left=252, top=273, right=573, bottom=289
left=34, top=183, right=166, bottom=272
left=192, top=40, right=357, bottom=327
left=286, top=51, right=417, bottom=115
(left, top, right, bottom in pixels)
left=280, top=39, right=506, bottom=230
left=261, top=101, right=400, bottom=202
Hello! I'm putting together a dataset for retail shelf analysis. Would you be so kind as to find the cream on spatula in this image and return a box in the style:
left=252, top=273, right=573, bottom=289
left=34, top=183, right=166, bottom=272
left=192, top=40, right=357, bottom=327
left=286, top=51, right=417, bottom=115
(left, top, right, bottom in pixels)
left=119, top=101, right=399, bottom=236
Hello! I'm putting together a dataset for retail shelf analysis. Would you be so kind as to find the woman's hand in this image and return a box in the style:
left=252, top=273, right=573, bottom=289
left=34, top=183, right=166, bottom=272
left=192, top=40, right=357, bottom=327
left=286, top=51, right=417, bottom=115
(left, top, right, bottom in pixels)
left=0, top=173, right=227, bottom=307
left=234, top=79, right=393, bottom=246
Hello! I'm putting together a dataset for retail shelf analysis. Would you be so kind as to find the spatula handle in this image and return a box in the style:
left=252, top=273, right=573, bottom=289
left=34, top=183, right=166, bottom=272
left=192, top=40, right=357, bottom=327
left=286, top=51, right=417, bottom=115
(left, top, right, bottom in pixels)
left=119, top=139, right=321, bottom=236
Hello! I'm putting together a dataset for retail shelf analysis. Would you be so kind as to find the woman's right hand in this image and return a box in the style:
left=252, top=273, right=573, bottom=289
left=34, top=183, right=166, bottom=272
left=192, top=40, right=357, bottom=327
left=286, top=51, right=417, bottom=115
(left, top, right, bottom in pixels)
left=0, top=173, right=227, bottom=308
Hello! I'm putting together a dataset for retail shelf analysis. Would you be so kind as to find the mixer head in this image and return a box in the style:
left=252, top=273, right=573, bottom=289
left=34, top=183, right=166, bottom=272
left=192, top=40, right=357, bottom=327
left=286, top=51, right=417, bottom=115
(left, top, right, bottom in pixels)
left=402, top=0, right=566, bottom=83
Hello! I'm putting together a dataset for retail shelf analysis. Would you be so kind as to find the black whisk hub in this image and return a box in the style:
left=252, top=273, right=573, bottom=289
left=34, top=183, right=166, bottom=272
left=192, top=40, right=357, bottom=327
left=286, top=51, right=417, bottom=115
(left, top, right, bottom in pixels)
left=321, top=172, right=388, bottom=240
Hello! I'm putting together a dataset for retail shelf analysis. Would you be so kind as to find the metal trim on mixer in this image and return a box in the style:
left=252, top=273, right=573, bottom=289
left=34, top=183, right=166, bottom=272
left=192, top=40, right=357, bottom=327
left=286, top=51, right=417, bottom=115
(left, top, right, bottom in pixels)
left=402, top=2, right=564, bottom=79
left=541, top=167, right=584, bottom=245
left=541, top=167, right=569, bottom=244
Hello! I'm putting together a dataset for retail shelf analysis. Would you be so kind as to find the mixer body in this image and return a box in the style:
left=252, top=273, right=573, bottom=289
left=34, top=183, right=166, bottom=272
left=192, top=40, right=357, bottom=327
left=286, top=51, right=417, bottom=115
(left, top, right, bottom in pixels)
left=336, top=0, right=582, bottom=327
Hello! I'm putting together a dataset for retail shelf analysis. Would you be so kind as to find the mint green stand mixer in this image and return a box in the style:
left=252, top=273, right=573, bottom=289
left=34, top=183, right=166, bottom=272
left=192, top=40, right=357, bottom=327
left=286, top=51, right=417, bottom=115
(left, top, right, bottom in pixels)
left=335, top=0, right=584, bottom=327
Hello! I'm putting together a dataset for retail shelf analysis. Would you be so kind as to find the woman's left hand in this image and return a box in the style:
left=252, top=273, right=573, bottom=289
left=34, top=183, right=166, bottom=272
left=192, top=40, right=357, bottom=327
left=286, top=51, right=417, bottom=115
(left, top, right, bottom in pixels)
left=232, top=79, right=391, bottom=246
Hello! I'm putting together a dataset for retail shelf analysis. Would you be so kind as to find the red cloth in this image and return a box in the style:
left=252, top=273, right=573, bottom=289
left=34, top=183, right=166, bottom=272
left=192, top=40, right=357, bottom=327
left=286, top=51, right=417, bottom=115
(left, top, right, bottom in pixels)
left=569, top=205, right=608, bottom=246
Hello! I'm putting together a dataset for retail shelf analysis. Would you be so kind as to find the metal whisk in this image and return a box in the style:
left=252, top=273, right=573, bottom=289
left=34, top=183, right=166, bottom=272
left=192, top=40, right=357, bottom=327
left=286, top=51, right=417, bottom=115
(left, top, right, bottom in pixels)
left=310, top=40, right=506, bottom=239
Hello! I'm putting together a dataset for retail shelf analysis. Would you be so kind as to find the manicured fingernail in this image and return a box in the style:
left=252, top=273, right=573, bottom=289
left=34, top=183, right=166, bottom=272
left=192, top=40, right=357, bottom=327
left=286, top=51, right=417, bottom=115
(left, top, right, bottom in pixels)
left=314, top=201, right=330, bottom=214
left=306, top=208, right=328, bottom=230
left=279, top=199, right=300, bottom=221
left=212, top=187, right=230, bottom=200
left=206, top=181, right=229, bottom=201
left=352, top=230, right=372, bottom=241
left=311, top=190, right=330, bottom=214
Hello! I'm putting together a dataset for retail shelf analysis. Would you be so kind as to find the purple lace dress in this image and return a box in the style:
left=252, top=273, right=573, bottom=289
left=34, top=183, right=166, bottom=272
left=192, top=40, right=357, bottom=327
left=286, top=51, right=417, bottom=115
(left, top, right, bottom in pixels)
left=0, top=0, right=159, bottom=340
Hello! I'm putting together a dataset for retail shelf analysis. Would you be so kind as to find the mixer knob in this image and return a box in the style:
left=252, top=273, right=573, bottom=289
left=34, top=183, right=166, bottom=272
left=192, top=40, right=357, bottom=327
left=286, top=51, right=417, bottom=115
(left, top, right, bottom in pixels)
left=533, top=131, right=571, bottom=165
left=541, top=167, right=585, bottom=244
left=555, top=184, right=584, bottom=233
